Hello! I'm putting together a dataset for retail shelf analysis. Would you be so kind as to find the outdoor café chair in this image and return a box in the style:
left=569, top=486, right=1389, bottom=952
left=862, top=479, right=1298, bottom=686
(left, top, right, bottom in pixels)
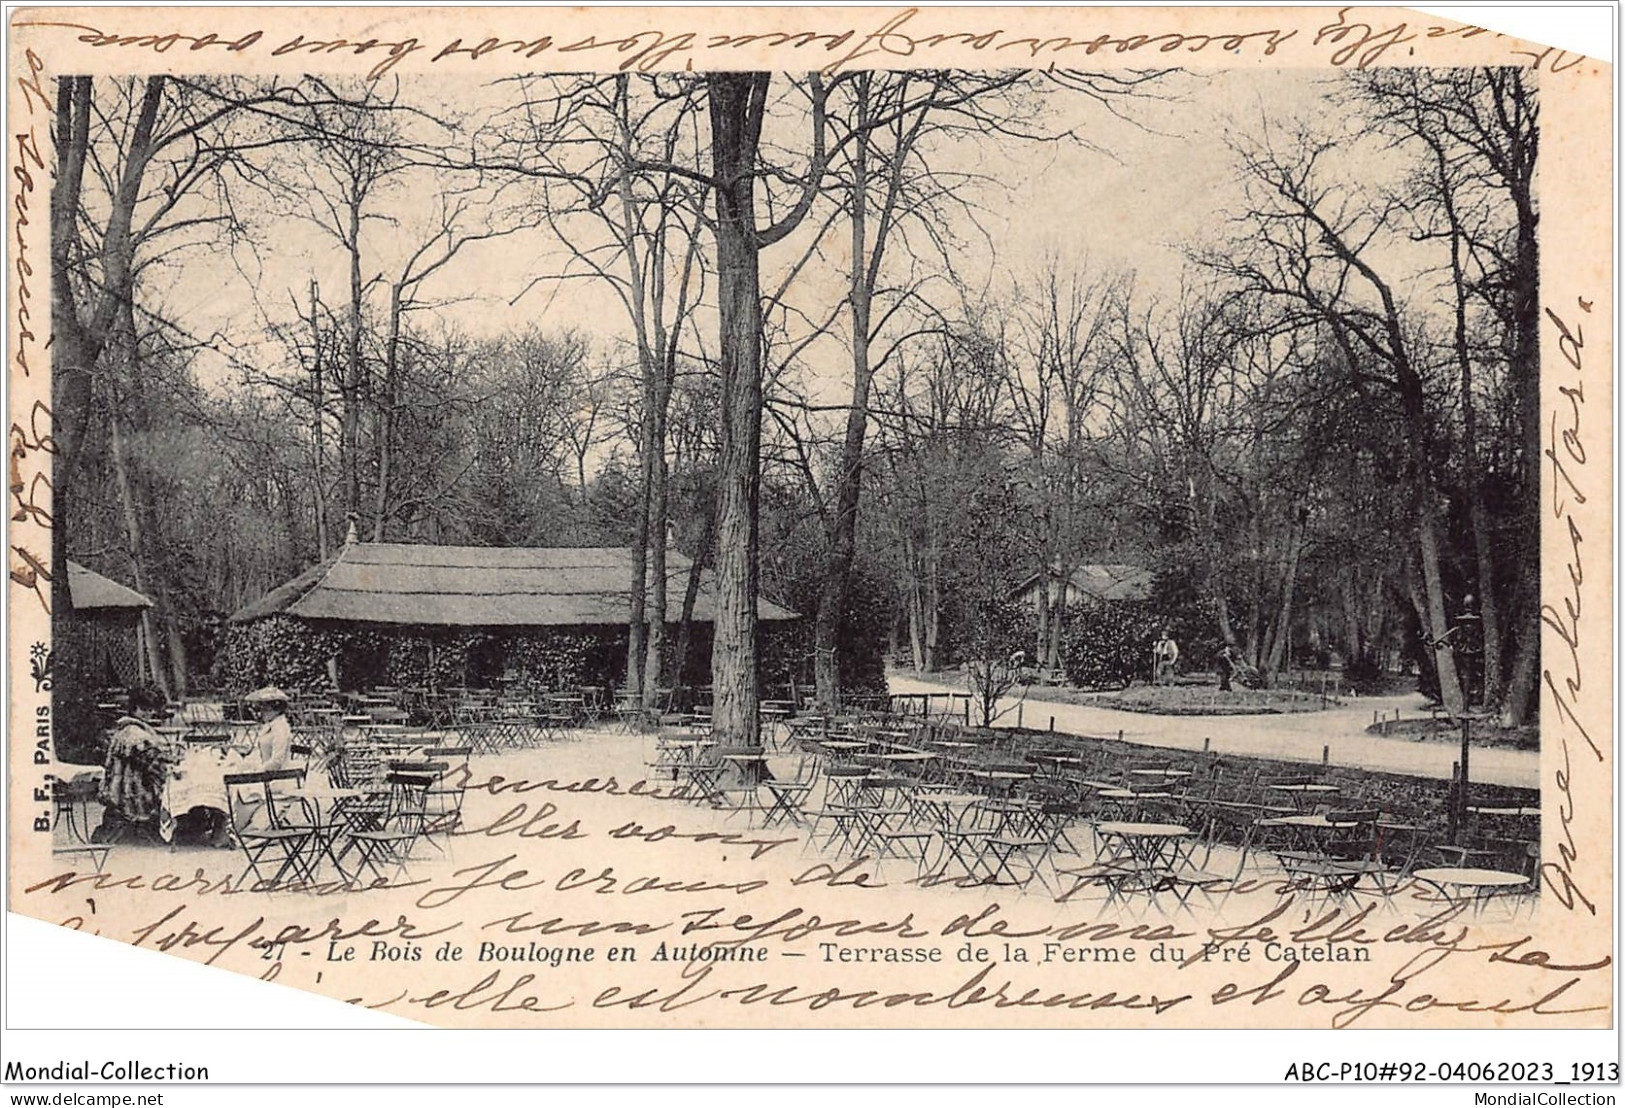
left=223, top=768, right=315, bottom=890
left=1156, top=852, right=1235, bottom=915
left=1273, top=808, right=1392, bottom=905
left=612, top=690, right=644, bottom=732
left=802, top=801, right=871, bottom=858
left=933, top=801, right=999, bottom=883
left=346, top=769, right=438, bottom=882
left=982, top=824, right=1056, bottom=892
left=676, top=747, right=728, bottom=807
left=577, top=686, right=606, bottom=725
left=52, top=771, right=112, bottom=874
left=760, top=756, right=819, bottom=828
left=867, top=815, right=936, bottom=879
left=421, top=747, right=472, bottom=837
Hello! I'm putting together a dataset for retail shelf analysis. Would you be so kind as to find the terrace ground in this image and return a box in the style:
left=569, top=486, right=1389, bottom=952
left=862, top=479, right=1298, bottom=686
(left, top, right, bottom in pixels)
left=34, top=715, right=1554, bottom=1030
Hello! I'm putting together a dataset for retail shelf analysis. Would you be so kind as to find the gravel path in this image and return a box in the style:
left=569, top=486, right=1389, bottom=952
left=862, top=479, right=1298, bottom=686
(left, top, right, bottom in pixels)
left=886, top=671, right=1538, bottom=789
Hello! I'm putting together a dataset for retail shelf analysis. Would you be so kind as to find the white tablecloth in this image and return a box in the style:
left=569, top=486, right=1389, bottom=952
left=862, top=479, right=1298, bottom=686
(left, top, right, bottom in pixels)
left=160, top=746, right=250, bottom=841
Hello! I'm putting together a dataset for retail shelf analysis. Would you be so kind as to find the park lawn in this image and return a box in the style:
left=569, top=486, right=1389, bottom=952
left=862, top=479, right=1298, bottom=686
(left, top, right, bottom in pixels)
left=1054, top=682, right=1340, bottom=716
left=1365, top=716, right=1539, bottom=751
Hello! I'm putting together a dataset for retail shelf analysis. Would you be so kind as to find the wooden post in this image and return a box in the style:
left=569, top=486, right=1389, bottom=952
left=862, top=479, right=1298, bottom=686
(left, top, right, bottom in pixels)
left=1456, top=716, right=1472, bottom=840
left=1322, top=744, right=1329, bottom=766
left=1449, top=759, right=1462, bottom=843
left=1049, top=715, right=1055, bottom=732
left=1202, top=736, right=1211, bottom=753
left=1017, top=703, right=1023, bottom=729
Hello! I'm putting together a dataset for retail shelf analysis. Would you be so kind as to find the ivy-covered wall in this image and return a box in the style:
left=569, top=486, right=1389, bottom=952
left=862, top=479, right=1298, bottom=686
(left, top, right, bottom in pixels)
left=215, top=617, right=625, bottom=693
left=216, top=616, right=812, bottom=696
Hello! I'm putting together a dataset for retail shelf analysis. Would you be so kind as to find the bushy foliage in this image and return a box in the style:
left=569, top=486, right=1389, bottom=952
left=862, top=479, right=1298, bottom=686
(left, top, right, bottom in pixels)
left=1060, top=600, right=1155, bottom=689
left=216, top=618, right=623, bottom=692
left=1344, top=653, right=1387, bottom=695
left=51, top=619, right=107, bottom=765
left=1147, top=568, right=1224, bottom=671
left=837, top=567, right=893, bottom=694
left=214, top=616, right=346, bottom=690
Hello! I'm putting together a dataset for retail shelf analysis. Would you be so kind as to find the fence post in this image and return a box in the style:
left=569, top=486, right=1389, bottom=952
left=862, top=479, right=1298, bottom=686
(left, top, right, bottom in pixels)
left=1017, top=703, right=1023, bottom=729
left=1448, top=760, right=1461, bottom=842
left=1049, top=715, right=1055, bottom=732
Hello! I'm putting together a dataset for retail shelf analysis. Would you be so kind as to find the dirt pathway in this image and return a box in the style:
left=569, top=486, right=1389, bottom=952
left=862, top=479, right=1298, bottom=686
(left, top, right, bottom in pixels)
left=886, top=671, right=1538, bottom=789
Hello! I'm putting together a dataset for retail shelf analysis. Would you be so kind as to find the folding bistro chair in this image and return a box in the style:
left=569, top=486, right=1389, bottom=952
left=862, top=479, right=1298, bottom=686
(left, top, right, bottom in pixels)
left=865, top=800, right=936, bottom=879
left=223, top=769, right=314, bottom=890
left=761, top=755, right=819, bottom=828
left=1276, top=808, right=1387, bottom=906
left=53, top=771, right=112, bottom=874
left=421, top=748, right=472, bottom=839
left=934, top=801, right=999, bottom=883
left=346, top=769, right=437, bottom=882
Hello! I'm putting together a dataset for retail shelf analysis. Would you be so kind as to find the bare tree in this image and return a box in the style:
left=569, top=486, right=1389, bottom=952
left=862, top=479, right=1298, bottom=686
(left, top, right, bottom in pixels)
left=1350, top=67, right=1539, bottom=722
left=1217, top=133, right=1467, bottom=714
left=1006, top=262, right=1117, bottom=671
left=488, top=74, right=711, bottom=709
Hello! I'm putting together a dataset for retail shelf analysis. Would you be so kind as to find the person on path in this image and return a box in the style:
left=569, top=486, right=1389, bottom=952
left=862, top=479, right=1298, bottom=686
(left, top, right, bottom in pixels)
left=1152, top=630, right=1179, bottom=686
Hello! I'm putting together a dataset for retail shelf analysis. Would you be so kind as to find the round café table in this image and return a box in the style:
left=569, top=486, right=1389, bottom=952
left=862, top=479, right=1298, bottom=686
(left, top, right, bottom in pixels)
left=1267, top=782, right=1341, bottom=812
left=1412, top=866, right=1532, bottom=916
left=1086, top=821, right=1195, bottom=907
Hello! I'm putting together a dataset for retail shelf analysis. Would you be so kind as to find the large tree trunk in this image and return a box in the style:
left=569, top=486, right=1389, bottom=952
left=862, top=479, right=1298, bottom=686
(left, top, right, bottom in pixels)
left=902, top=535, right=926, bottom=672
left=342, top=198, right=364, bottom=526
left=1342, top=572, right=1365, bottom=663
left=372, top=285, right=402, bottom=542
left=813, top=132, right=876, bottom=715
left=673, top=500, right=715, bottom=686
left=108, top=413, right=170, bottom=700
left=1261, top=506, right=1307, bottom=681
left=624, top=407, right=653, bottom=700
left=1502, top=161, right=1542, bottom=726
left=643, top=440, right=669, bottom=712
left=1415, top=499, right=1465, bottom=717
left=1437, top=172, right=1504, bottom=702
left=706, top=73, right=770, bottom=756
left=307, top=280, right=331, bottom=557
left=923, top=554, right=941, bottom=671
left=1033, top=562, right=1052, bottom=666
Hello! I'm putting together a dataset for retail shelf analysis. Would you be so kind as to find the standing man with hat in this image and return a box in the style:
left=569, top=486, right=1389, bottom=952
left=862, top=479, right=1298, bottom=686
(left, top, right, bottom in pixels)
left=1151, top=629, right=1179, bottom=687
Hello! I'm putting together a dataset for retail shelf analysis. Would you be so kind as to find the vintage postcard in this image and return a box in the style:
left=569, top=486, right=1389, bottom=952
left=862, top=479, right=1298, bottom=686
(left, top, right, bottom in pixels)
left=4, top=0, right=1614, bottom=1067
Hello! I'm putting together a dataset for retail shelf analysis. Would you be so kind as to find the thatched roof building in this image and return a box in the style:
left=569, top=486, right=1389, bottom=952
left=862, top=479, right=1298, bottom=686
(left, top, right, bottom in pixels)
left=65, top=561, right=154, bottom=688
left=228, top=541, right=797, bottom=626
left=68, top=560, right=154, bottom=612
left=1011, top=563, right=1154, bottom=610
left=221, top=541, right=800, bottom=693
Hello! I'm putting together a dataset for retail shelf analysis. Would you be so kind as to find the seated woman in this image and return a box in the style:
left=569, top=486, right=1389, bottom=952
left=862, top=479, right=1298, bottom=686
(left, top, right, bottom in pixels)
left=95, top=687, right=183, bottom=843
left=232, top=687, right=294, bottom=771
left=172, top=687, right=297, bottom=847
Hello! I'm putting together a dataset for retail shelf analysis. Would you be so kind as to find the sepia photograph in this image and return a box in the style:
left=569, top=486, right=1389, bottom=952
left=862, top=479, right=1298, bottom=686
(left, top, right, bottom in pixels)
left=4, top=1, right=1614, bottom=1087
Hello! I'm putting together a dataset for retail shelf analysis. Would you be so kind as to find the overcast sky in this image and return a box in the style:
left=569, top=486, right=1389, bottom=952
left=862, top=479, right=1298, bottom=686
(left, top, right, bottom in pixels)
left=153, top=68, right=1409, bottom=402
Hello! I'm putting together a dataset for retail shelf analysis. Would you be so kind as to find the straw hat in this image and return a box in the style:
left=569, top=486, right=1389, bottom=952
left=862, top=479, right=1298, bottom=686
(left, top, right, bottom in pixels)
left=244, top=686, right=289, bottom=706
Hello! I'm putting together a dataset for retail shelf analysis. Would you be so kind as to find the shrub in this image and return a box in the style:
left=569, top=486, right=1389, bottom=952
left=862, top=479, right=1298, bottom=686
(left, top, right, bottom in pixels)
left=1344, top=653, right=1386, bottom=695
left=1061, top=601, right=1155, bottom=689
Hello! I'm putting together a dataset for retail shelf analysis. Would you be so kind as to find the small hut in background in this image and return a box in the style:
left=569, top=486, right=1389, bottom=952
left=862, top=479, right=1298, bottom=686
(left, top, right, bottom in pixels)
left=221, top=541, right=800, bottom=693
left=65, top=560, right=156, bottom=688
left=1010, top=563, right=1154, bottom=612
